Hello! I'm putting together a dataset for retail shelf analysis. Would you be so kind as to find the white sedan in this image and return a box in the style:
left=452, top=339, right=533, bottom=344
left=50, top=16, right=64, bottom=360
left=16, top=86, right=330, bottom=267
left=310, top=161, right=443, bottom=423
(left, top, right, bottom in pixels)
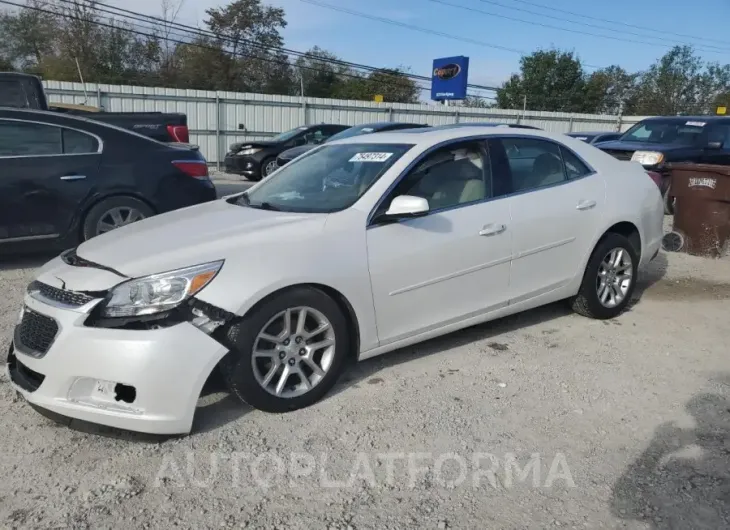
left=7, top=126, right=664, bottom=434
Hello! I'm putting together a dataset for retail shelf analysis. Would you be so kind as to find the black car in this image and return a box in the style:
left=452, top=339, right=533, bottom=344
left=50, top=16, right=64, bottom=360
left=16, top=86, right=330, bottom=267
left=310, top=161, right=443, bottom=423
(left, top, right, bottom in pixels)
left=224, top=124, right=350, bottom=180
left=0, top=108, right=216, bottom=254
left=566, top=131, right=623, bottom=144
left=597, top=116, right=730, bottom=213
left=276, top=122, right=430, bottom=168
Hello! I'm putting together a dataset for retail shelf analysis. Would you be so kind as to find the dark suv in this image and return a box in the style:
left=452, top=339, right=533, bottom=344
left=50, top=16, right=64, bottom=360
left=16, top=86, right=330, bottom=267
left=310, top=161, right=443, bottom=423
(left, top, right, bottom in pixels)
left=224, top=124, right=349, bottom=181
left=597, top=116, right=730, bottom=213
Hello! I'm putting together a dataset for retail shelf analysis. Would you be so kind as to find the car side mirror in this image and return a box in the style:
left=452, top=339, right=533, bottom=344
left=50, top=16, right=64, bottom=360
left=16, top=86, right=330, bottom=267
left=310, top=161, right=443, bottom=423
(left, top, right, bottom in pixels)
left=384, top=195, right=430, bottom=218
left=707, top=140, right=723, bottom=150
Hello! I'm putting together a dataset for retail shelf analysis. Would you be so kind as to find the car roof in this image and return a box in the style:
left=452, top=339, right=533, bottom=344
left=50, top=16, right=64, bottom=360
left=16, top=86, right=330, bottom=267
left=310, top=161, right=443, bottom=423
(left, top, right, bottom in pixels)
left=330, top=125, right=572, bottom=146
left=639, top=115, right=730, bottom=123
left=567, top=131, right=618, bottom=136
left=430, top=122, right=540, bottom=130
left=0, top=107, right=167, bottom=143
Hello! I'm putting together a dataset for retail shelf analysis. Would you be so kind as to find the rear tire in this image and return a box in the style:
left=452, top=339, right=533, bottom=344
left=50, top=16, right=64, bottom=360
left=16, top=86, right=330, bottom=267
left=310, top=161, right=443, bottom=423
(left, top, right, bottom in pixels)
left=570, top=233, right=639, bottom=319
left=81, top=196, right=154, bottom=241
left=219, top=287, right=350, bottom=413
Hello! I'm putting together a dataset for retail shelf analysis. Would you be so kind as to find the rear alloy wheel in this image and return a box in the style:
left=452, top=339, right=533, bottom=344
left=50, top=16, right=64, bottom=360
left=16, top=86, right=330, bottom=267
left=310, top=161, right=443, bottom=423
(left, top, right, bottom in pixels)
left=571, top=233, right=638, bottom=319
left=82, top=197, right=154, bottom=241
left=219, top=287, right=350, bottom=412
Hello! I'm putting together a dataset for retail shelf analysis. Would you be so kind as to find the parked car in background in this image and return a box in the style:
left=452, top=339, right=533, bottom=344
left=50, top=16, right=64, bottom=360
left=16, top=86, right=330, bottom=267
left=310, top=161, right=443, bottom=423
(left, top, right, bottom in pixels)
left=597, top=115, right=730, bottom=213
left=0, top=108, right=216, bottom=254
left=567, top=131, right=623, bottom=144
left=7, top=126, right=663, bottom=434
left=276, top=122, right=430, bottom=168
left=434, top=122, right=541, bottom=130
left=224, top=124, right=350, bottom=180
left=0, top=72, right=190, bottom=143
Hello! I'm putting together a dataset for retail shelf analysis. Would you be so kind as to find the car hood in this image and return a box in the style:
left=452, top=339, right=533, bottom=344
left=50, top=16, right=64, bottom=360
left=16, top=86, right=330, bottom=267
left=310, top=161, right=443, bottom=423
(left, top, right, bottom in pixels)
left=596, top=141, right=686, bottom=153
left=279, top=145, right=315, bottom=160
left=230, top=140, right=279, bottom=152
left=65, top=200, right=325, bottom=284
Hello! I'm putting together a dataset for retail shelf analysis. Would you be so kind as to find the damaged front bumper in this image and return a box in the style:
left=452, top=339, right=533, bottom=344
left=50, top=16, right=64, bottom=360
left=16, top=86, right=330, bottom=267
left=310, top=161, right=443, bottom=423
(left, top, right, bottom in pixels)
left=7, top=256, right=233, bottom=435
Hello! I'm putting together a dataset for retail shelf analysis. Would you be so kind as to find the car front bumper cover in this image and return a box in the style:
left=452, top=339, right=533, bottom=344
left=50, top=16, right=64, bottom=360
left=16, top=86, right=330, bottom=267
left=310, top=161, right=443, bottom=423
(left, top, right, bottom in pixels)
left=7, top=290, right=231, bottom=435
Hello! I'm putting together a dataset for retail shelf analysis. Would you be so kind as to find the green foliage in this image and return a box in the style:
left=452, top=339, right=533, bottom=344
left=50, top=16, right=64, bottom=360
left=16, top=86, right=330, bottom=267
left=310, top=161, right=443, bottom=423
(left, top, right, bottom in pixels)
left=1, top=1, right=727, bottom=113
left=0, top=0, right=419, bottom=103
left=497, top=45, right=729, bottom=115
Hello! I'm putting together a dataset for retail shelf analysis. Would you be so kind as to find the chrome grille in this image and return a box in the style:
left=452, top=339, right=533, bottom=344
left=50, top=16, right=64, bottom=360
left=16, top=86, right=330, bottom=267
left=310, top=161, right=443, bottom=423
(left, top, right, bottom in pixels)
left=14, top=307, right=59, bottom=357
left=30, top=281, right=94, bottom=307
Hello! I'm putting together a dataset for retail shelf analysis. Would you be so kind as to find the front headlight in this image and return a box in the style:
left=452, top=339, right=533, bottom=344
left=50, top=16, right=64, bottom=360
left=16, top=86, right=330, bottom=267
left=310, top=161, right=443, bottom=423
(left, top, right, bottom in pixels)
left=631, top=151, right=664, bottom=166
left=101, top=261, right=223, bottom=318
left=238, top=147, right=262, bottom=156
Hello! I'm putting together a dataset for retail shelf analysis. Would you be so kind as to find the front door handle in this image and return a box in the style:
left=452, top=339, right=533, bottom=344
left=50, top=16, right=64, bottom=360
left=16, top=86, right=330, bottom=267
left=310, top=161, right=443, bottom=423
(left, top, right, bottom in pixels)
left=576, top=200, right=596, bottom=211
left=479, top=223, right=507, bottom=236
left=60, top=175, right=86, bottom=181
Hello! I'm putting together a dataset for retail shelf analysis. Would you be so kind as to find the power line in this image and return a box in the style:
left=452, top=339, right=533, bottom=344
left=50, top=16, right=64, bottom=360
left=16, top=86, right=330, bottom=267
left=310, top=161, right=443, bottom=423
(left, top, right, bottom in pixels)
left=57, top=0, right=499, bottom=95
left=460, top=0, right=730, bottom=54
left=508, top=0, right=730, bottom=47
left=2, top=0, right=457, bottom=98
left=299, top=0, right=605, bottom=70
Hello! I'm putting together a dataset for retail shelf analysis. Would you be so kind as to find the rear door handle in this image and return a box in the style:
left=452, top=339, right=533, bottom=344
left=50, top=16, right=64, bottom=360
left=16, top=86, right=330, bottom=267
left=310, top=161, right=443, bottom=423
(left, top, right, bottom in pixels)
left=60, top=175, right=87, bottom=181
left=576, top=200, right=596, bottom=210
left=479, top=223, right=507, bottom=236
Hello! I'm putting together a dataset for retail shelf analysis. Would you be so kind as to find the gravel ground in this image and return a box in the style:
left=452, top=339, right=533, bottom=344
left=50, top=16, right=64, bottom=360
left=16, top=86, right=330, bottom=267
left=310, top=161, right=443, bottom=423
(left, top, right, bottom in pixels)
left=1, top=214, right=729, bottom=530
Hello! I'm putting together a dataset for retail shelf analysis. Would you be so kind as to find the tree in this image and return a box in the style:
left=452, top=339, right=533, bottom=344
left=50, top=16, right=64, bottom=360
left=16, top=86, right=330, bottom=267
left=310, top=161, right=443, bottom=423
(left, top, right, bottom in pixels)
left=295, top=46, right=348, bottom=98
left=631, top=46, right=730, bottom=115
left=336, top=68, right=419, bottom=103
left=497, top=49, right=589, bottom=113
left=462, top=95, right=494, bottom=108
left=0, top=0, right=58, bottom=70
left=203, top=0, right=290, bottom=92
left=584, top=65, right=637, bottom=115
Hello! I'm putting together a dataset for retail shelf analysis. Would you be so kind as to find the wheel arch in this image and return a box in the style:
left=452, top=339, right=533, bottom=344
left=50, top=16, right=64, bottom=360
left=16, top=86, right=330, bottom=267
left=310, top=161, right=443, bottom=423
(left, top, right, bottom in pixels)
left=237, top=283, right=362, bottom=363
left=600, top=221, right=642, bottom=261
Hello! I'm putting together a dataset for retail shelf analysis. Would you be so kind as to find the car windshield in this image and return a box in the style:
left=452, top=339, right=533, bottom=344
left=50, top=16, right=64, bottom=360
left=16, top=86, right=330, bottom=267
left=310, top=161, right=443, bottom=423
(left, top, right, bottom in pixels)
left=326, top=125, right=379, bottom=143
left=270, top=127, right=308, bottom=143
left=620, top=119, right=708, bottom=146
left=241, top=143, right=413, bottom=213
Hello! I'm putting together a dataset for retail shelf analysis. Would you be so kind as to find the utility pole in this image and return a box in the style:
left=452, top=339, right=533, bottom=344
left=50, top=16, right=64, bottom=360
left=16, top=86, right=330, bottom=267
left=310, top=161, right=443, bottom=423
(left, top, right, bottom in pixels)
left=522, top=94, right=527, bottom=120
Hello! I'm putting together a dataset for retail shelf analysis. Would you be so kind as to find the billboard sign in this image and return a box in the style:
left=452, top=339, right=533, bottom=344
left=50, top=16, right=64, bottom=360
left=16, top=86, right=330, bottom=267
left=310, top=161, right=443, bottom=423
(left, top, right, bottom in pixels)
left=431, top=56, right=469, bottom=101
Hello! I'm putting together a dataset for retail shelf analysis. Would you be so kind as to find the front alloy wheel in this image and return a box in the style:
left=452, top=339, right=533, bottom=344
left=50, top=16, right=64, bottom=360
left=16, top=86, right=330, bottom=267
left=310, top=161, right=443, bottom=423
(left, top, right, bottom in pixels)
left=219, top=287, right=350, bottom=413
left=263, top=158, right=278, bottom=177
left=252, top=307, right=336, bottom=398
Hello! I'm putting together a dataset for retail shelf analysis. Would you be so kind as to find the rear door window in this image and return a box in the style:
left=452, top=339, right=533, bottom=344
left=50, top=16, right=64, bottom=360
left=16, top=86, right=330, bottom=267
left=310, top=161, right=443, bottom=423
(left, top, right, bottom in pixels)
left=62, top=128, right=99, bottom=154
left=0, top=120, right=62, bottom=157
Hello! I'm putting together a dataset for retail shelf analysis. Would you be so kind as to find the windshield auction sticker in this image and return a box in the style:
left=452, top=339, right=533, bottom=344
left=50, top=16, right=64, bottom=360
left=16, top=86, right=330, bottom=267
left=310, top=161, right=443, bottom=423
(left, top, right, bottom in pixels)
left=685, top=121, right=706, bottom=127
left=350, top=152, right=393, bottom=163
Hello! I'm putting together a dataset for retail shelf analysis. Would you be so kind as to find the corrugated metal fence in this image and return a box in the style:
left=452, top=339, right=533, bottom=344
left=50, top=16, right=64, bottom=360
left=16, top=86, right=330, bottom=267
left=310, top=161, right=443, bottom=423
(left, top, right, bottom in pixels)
left=43, top=80, right=650, bottom=165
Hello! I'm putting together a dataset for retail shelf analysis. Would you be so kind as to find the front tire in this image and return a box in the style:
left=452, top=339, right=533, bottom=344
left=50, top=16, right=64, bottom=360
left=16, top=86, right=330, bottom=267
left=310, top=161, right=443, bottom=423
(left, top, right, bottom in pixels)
left=570, top=233, right=639, bottom=319
left=219, top=287, right=350, bottom=413
left=261, top=157, right=278, bottom=179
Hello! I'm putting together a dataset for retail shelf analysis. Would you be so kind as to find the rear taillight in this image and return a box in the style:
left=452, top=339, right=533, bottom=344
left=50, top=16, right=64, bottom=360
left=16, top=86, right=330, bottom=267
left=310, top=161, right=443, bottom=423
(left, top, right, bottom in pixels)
left=167, top=125, right=190, bottom=143
left=173, top=160, right=209, bottom=179
left=647, top=170, right=662, bottom=188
